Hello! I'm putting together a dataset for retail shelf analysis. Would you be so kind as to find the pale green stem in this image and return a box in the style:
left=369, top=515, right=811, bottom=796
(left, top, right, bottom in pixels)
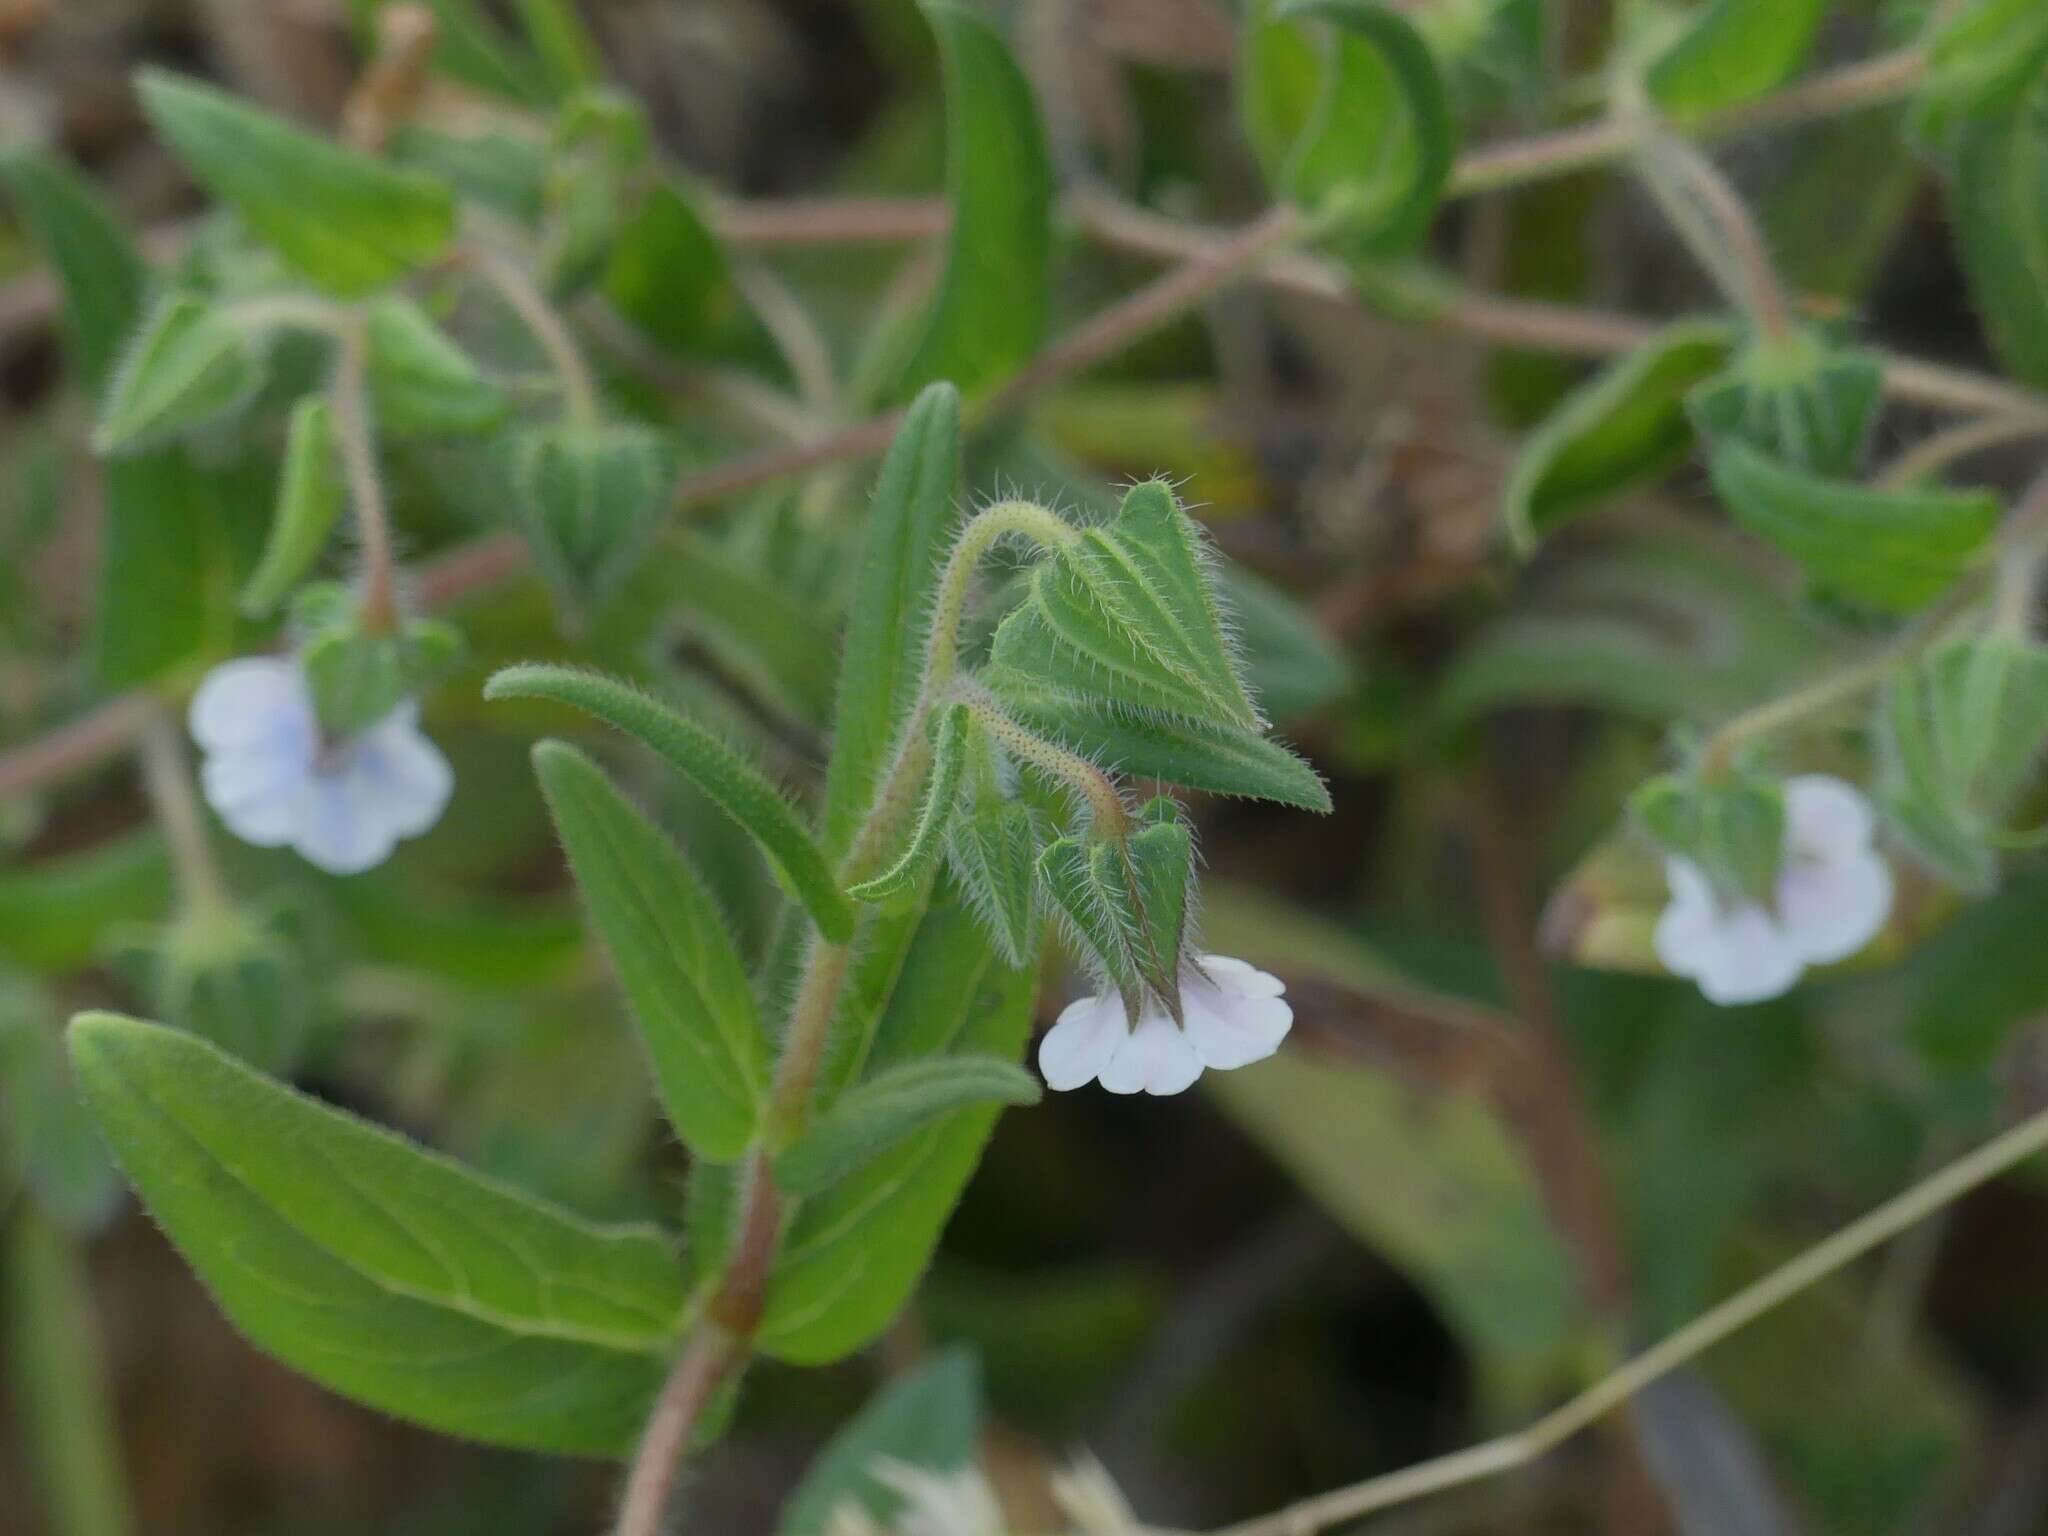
left=466, top=245, right=600, bottom=427
left=137, top=706, right=226, bottom=915
left=1634, top=132, right=1794, bottom=340
left=921, top=499, right=1079, bottom=694
left=959, top=692, right=1129, bottom=837
left=1210, top=1096, right=2048, bottom=1536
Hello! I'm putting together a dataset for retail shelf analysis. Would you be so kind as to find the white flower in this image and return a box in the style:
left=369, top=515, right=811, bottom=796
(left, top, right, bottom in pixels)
left=189, top=656, right=453, bottom=876
left=1654, top=774, right=1893, bottom=1006
left=825, top=1462, right=1003, bottom=1536
left=1038, top=953, right=1291, bottom=1096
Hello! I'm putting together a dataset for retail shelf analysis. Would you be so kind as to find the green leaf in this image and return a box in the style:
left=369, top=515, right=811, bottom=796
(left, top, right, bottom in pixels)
left=343, top=0, right=547, bottom=103
left=1241, top=0, right=1455, bottom=253
left=776, top=1055, right=1040, bottom=1195
left=946, top=800, right=1046, bottom=968
left=778, top=1349, right=982, bottom=1536
left=663, top=532, right=841, bottom=728
left=893, top=3, right=1053, bottom=398
left=757, top=887, right=1036, bottom=1364
left=505, top=421, right=675, bottom=614
left=68, top=1012, right=686, bottom=1455
left=989, top=481, right=1260, bottom=730
left=1632, top=769, right=1786, bottom=903
left=1, top=984, right=121, bottom=1230
left=0, top=151, right=145, bottom=394
left=5, top=1209, right=134, bottom=1536
left=603, top=178, right=774, bottom=368
left=1914, top=0, right=2048, bottom=143
left=1503, top=320, right=1735, bottom=552
left=532, top=741, right=768, bottom=1161
left=1126, top=801, right=1195, bottom=1002
left=849, top=704, right=973, bottom=907
left=1438, top=532, right=1842, bottom=725
left=1644, top=0, right=1828, bottom=122
left=241, top=397, right=344, bottom=615
left=1707, top=441, right=2000, bottom=613
left=94, top=293, right=262, bottom=455
left=1687, top=329, right=1885, bottom=478
left=1223, top=564, right=1350, bottom=719
left=981, top=670, right=1330, bottom=810
left=364, top=296, right=508, bottom=437
left=0, top=830, right=172, bottom=974
left=512, top=0, right=603, bottom=97
left=823, top=384, right=961, bottom=857
left=1948, top=63, right=2048, bottom=388
left=485, top=665, right=857, bottom=942
left=136, top=69, right=456, bottom=295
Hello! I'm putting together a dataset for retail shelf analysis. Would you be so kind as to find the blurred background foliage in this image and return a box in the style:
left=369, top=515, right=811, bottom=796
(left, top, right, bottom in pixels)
left=5, top=0, right=2048, bottom=1534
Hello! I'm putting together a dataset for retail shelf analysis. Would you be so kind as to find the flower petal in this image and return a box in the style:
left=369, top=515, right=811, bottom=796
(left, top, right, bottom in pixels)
left=1784, top=774, right=1875, bottom=858
left=1038, top=992, right=1129, bottom=1091
left=1099, top=1008, right=1204, bottom=1096
left=1195, top=953, right=1286, bottom=998
left=1181, top=978, right=1291, bottom=1071
left=292, top=775, right=399, bottom=875
left=1655, top=857, right=1806, bottom=1004
left=1778, top=847, right=1893, bottom=965
left=352, top=712, right=454, bottom=838
left=1651, top=857, right=1721, bottom=974
left=189, top=657, right=315, bottom=753
left=200, top=745, right=311, bottom=846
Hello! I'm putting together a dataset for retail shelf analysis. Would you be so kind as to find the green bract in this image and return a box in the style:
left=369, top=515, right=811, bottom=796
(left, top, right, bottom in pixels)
left=505, top=420, right=676, bottom=614
left=1632, top=768, right=1787, bottom=902
left=95, top=293, right=263, bottom=455
left=241, top=397, right=343, bottom=616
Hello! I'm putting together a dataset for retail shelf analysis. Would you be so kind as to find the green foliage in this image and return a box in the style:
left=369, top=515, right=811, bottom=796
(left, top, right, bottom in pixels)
left=822, top=384, right=961, bottom=856
left=364, top=296, right=508, bottom=436
left=94, top=293, right=263, bottom=455
left=0, top=152, right=145, bottom=394
left=136, top=70, right=455, bottom=295
left=1, top=983, right=120, bottom=1230
left=1643, top=0, right=1828, bottom=122
left=777, top=1350, right=981, bottom=1536
left=1946, top=61, right=2048, bottom=387
left=1687, top=329, right=1885, bottom=478
left=1707, top=442, right=2002, bottom=613
left=1633, top=768, right=1786, bottom=902
left=0, top=831, right=172, bottom=975
left=776, top=1055, right=1040, bottom=1195
left=757, top=890, right=1035, bottom=1364
left=68, top=1013, right=686, bottom=1455
left=1503, top=320, right=1734, bottom=552
left=103, top=906, right=310, bottom=1073
left=297, top=590, right=463, bottom=736
left=532, top=741, right=768, bottom=1160
left=241, top=397, right=343, bottom=615
left=893, top=4, right=1053, bottom=398
left=945, top=800, right=1046, bottom=968
left=603, top=179, right=773, bottom=367
left=485, top=665, right=857, bottom=941
left=848, top=702, right=973, bottom=907
left=1241, top=0, right=1455, bottom=253
left=1914, top=0, right=2048, bottom=143
left=505, top=421, right=675, bottom=614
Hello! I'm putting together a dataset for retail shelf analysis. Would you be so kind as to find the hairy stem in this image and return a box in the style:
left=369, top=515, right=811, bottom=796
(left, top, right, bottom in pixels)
left=922, top=499, right=1078, bottom=693
left=613, top=1328, right=741, bottom=1536
left=465, top=245, right=600, bottom=426
left=1213, top=1094, right=2048, bottom=1536
left=332, top=317, right=400, bottom=633
left=962, top=694, right=1129, bottom=836
left=1635, top=133, right=1794, bottom=340
left=137, top=706, right=226, bottom=915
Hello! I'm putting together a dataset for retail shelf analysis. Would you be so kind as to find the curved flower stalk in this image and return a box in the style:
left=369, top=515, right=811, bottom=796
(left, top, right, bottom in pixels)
left=1040, top=952, right=1293, bottom=1095
left=1654, top=774, right=1892, bottom=1005
left=189, top=656, right=453, bottom=875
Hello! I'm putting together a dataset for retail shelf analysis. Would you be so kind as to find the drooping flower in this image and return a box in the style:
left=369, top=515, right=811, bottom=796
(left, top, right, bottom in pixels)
left=1038, top=953, right=1291, bottom=1096
left=189, top=656, right=453, bottom=876
left=1654, top=773, right=1892, bottom=1006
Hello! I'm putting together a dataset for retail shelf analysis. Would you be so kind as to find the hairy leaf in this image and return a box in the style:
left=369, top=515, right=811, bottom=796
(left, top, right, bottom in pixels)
left=69, top=1013, right=686, bottom=1455
left=849, top=703, right=972, bottom=907
left=242, top=397, right=343, bottom=615
left=95, top=293, right=262, bottom=455
left=776, top=1055, right=1040, bottom=1195
left=136, top=69, right=456, bottom=294
left=604, top=178, right=774, bottom=368
left=0, top=151, right=144, bottom=393
left=486, top=665, right=856, bottom=941
left=1644, top=0, right=1829, bottom=122
left=364, top=296, right=508, bottom=436
left=1948, top=64, right=2048, bottom=387
left=534, top=742, right=768, bottom=1160
left=946, top=800, right=1046, bottom=968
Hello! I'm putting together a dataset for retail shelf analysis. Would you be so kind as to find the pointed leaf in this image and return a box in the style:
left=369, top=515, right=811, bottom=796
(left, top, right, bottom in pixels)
left=1948, top=64, right=2048, bottom=387
left=776, top=1055, right=1040, bottom=1196
left=364, top=295, right=507, bottom=437
left=242, top=397, right=344, bottom=615
left=893, top=3, right=1053, bottom=398
left=849, top=703, right=973, bottom=907
left=757, top=888, right=1036, bottom=1364
left=1242, top=0, right=1455, bottom=253
left=1687, top=330, right=1885, bottom=478
left=486, top=665, right=856, bottom=941
left=136, top=69, right=455, bottom=295
left=534, top=742, right=768, bottom=1160
left=946, top=800, right=1046, bottom=967
left=1708, top=441, right=2000, bottom=612
left=95, top=293, right=261, bottom=455
left=603, top=178, right=775, bottom=368
left=1915, top=0, right=2048, bottom=143
left=1038, top=834, right=1146, bottom=999
left=778, top=1350, right=982, bottom=1536
left=823, top=384, right=961, bottom=856
left=1504, top=320, right=1735, bottom=552
left=342, top=0, right=547, bottom=103
left=0, top=151, right=145, bottom=394
left=68, top=1013, right=686, bottom=1455
left=1645, top=0, right=1829, bottom=122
